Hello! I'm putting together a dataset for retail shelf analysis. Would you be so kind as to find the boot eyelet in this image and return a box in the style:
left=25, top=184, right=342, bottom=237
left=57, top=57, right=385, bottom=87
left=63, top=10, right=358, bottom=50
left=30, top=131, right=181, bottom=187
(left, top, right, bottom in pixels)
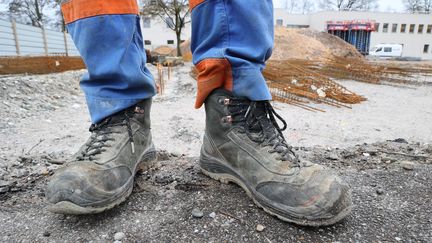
left=221, top=116, right=233, bottom=124
left=226, top=116, right=233, bottom=123
left=134, top=106, right=145, bottom=114
left=224, top=99, right=230, bottom=105
left=134, top=107, right=145, bottom=114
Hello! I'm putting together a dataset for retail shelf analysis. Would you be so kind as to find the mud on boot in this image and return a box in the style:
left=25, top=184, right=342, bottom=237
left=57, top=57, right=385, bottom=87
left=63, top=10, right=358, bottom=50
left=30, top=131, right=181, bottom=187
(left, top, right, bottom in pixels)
left=46, top=99, right=157, bottom=215
left=200, top=89, right=352, bottom=226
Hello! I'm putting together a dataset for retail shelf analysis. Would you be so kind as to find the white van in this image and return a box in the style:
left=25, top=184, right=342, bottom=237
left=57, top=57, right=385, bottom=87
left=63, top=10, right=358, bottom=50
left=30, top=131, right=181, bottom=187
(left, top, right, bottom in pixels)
left=369, top=44, right=403, bottom=57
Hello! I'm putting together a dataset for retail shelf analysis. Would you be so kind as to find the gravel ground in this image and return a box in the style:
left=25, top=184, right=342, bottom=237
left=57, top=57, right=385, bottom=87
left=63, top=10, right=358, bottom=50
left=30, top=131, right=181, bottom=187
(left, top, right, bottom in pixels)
left=0, top=63, right=431, bottom=242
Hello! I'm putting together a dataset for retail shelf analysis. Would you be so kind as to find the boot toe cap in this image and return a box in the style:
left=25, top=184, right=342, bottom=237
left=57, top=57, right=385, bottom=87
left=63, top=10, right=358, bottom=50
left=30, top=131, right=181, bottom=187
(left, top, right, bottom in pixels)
left=256, top=173, right=352, bottom=222
left=46, top=164, right=132, bottom=207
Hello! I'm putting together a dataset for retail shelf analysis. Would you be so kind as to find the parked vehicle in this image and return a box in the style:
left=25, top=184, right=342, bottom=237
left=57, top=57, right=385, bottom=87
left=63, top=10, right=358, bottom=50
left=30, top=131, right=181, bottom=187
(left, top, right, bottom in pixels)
left=369, top=44, right=403, bottom=57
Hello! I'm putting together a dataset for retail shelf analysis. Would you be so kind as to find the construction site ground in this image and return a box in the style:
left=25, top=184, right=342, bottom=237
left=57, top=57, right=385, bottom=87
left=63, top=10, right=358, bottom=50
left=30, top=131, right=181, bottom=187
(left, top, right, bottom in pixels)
left=1, top=63, right=432, bottom=242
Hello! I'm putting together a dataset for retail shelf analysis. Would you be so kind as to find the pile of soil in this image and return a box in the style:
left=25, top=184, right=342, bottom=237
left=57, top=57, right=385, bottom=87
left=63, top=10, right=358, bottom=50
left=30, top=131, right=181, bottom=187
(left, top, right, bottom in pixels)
left=0, top=56, right=85, bottom=75
left=152, top=45, right=175, bottom=56
left=271, top=27, right=363, bottom=61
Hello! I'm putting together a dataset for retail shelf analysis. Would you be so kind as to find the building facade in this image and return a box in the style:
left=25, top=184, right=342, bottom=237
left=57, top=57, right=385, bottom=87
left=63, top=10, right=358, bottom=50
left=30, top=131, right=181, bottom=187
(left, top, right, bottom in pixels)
left=139, top=8, right=432, bottom=60
left=138, top=0, right=191, bottom=50
left=140, top=16, right=191, bottom=50
left=274, top=9, right=432, bottom=60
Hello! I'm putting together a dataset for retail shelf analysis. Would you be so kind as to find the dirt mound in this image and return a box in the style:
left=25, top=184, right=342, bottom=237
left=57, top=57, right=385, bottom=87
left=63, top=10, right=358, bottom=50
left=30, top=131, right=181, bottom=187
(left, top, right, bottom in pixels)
left=153, top=45, right=175, bottom=56
left=272, top=27, right=363, bottom=61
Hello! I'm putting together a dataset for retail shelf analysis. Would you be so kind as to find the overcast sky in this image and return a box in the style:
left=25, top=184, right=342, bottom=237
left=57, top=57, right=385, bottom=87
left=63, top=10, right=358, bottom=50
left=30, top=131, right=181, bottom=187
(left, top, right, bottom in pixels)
left=275, top=0, right=405, bottom=12
left=0, top=0, right=407, bottom=20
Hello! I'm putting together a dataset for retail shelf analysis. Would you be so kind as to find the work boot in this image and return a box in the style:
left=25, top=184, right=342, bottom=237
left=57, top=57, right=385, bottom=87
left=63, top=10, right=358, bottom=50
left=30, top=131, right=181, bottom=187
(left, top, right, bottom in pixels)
left=200, top=89, right=352, bottom=226
left=46, top=99, right=156, bottom=214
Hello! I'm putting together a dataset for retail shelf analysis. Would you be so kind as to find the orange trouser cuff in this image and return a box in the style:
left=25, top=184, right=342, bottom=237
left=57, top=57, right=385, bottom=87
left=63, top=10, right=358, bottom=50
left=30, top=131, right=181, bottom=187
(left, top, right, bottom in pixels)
left=195, top=58, right=233, bottom=108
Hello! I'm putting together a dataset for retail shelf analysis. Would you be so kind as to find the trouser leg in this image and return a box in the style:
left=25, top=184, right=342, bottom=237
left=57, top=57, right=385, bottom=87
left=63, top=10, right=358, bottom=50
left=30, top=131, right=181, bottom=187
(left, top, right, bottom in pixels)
left=62, top=0, right=156, bottom=123
left=190, top=0, right=274, bottom=108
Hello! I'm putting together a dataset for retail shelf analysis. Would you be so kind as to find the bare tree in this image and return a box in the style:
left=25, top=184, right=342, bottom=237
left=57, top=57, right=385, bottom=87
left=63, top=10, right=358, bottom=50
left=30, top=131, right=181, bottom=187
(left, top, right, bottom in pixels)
left=319, top=0, right=378, bottom=11
left=1, top=0, right=49, bottom=27
left=299, top=0, right=315, bottom=14
left=403, top=0, right=424, bottom=12
left=142, top=0, right=190, bottom=57
left=285, top=0, right=298, bottom=13
left=52, top=0, right=66, bottom=31
left=404, top=0, right=432, bottom=13
left=422, top=0, right=432, bottom=13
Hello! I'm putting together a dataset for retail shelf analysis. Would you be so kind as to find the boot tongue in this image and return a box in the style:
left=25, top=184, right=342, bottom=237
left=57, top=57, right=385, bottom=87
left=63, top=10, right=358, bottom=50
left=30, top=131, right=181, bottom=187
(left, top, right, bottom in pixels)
left=250, top=102, right=289, bottom=152
left=249, top=102, right=272, bottom=133
left=100, top=106, right=136, bottom=126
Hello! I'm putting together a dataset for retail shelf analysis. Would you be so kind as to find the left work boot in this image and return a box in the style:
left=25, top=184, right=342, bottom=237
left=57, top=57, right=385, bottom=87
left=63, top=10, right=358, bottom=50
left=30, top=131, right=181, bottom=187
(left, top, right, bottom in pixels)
left=200, top=89, right=352, bottom=226
left=46, top=99, right=156, bottom=214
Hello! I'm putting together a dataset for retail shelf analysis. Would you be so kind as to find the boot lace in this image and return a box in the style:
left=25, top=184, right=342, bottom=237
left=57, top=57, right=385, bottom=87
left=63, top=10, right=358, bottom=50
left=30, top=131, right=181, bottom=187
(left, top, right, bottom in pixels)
left=223, top=98, right=300, bottom=167
left=77, top=112, right=135, bottom=161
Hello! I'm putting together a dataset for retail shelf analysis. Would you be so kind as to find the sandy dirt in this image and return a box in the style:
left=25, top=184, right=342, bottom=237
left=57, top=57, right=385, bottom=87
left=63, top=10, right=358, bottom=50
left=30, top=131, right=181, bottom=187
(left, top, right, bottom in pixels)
left=271, top=28, right=363, bottom=61
left=1, top=63, right=431, bottom=242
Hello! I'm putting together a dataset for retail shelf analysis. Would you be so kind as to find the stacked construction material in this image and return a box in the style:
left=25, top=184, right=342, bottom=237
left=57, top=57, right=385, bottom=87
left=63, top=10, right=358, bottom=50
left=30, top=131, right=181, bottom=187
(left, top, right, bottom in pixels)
left=266, top=28, right=368, bottom=111
left=264, top=59, right=367, bottom=112
left=326, top=20, right=375, bottom=55
left=266, top=28, right=432, bottom=111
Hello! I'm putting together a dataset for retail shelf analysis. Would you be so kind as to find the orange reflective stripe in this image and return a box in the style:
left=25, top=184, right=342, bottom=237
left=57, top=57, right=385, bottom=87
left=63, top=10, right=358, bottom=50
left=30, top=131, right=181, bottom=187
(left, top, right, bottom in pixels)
left=62, top=0, right=139, bottom=24
left=189, top=0, right=206, bottom=11
left=194, top=58, right=233, bottom=108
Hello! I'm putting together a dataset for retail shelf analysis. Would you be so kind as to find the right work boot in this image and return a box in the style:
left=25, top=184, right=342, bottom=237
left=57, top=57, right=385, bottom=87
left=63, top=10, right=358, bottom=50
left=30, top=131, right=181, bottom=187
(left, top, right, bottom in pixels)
left=46, top=99, right=156, bottom=214
left=200, top=89, right=352, bottom=226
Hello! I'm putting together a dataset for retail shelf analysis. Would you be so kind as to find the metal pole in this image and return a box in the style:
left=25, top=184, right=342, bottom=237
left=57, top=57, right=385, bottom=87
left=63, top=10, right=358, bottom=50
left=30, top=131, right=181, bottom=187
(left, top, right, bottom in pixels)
left=11, top=20, right=20, bottom=56
left=63, top=32, right=69, bottom=56
left=42, top=27, right=48, bottom=56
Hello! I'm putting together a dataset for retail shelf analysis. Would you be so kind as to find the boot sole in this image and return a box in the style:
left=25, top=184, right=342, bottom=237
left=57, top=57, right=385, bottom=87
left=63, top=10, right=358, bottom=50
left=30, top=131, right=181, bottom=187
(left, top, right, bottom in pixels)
left=200, top=157, right=352, bottom=227
left=48, top=150, right=157, bottom=215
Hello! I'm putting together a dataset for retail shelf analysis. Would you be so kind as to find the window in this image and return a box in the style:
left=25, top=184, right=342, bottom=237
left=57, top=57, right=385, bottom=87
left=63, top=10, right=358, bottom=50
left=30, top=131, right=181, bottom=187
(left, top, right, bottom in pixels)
left=287, top=25, right=310, bottom=28
left=143, top=17, right=151, bottom=28
left=276, top=19, right=283, bottom=26
left=392, top=24, right=398, bottom=33
left=427, top=25, right=432, bottom=34
left=409, top=24, right=415, bottom=33
left=167, top=40, right=174, bottom=44
left=384, top=47, right=392, bottom=53
left=418, top=24, right=424, bottom=33
left=424, top=44, right=430, bottom=53
left=374, top=23, right=380, bottom=32
left=144, top=40, right=151, bottom=45
left=375, top=47, right=383, bottom=52
left=400, top=24, right=407, bottom=33
left=383, top=23, right=389, bottom=33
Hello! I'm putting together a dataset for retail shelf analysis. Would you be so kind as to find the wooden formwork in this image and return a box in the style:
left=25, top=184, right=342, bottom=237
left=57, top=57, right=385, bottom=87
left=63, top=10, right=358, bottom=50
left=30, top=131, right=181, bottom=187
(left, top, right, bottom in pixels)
left=0, top=56, right=85, bottom=75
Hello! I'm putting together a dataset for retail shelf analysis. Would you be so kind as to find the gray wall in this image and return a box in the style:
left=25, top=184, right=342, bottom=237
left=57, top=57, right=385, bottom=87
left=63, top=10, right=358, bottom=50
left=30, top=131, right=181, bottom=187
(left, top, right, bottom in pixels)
left=0, top=19, right=79, bottom=56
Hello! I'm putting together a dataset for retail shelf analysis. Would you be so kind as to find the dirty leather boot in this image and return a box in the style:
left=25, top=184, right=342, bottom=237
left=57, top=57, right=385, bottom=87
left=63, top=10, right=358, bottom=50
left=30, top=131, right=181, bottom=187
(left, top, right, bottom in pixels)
left=200, top=89, right=352, bottom=226
left=46, top=99, right=156, bottom=214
